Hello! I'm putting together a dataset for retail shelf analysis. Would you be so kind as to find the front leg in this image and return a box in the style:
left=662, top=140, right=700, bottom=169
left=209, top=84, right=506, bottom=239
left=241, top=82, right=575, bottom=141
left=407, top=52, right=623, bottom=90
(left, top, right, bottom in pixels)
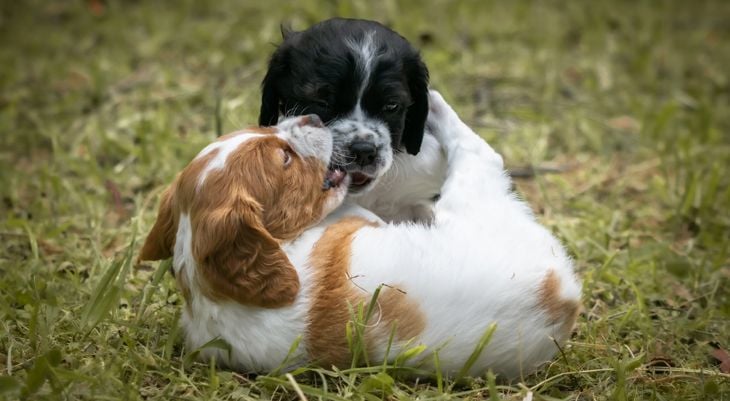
left=426, top=90, right=510, bottom=216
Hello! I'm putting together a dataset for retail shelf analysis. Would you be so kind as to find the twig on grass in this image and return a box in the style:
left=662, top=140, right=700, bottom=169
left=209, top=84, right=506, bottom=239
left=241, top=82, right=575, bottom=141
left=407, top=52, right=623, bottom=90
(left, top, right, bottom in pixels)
left=286, top=373, right=309, bottom=401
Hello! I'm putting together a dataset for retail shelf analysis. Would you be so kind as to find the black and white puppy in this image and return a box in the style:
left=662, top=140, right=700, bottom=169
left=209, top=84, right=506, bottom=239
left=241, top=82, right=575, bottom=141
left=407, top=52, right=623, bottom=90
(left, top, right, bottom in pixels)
left=259, top=18, right=433, bottom=198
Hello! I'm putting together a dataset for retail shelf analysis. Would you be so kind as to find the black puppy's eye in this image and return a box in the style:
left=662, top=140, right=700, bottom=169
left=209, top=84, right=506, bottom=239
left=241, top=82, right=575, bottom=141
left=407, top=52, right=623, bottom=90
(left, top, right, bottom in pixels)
left=383, top=103, right=400, bottom=113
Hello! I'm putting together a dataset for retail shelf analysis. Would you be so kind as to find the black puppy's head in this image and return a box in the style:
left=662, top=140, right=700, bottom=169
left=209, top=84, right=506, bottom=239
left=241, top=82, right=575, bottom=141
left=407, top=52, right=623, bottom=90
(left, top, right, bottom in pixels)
left=259, top=18, right=429, bottom=194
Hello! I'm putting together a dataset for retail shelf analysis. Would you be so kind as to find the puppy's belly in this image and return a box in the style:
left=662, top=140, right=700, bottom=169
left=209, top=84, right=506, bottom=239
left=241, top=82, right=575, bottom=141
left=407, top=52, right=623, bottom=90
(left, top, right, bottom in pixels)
left=344, top=218, right=580, bottom=378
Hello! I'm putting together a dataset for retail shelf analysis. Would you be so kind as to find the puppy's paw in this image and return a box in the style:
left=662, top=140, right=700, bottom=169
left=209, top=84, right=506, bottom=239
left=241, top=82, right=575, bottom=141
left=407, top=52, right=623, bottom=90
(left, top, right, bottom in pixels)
left=426, top=90, right=459, bottom=146
left=426, top=89, right=505, bottom=170
left=427, top=89, right=449, bottom=119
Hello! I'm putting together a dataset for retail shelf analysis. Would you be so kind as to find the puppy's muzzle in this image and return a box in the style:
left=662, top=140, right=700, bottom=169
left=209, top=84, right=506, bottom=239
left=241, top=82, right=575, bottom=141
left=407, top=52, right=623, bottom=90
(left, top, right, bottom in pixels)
left=349, top=140, right=377, bottom=167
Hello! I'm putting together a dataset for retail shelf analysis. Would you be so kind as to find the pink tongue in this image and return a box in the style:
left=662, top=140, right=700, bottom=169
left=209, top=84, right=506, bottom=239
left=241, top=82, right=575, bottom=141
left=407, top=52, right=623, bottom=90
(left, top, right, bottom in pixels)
left=351, top=173, right=370, bottom=186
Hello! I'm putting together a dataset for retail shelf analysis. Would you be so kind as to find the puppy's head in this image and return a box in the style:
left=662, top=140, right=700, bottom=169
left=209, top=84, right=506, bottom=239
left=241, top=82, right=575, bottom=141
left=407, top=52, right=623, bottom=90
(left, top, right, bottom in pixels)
left=259, top=18, right=429, bottom=194
left=139, top=115, right=349, bottom=307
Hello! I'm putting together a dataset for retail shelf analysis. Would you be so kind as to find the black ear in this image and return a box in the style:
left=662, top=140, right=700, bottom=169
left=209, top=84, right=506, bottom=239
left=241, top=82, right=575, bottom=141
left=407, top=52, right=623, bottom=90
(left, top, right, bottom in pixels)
left=259, top=54, right=285, bottom=127
left=402, top=55, right=429, bottom=155
left=260, top=26, right=300, bottom=127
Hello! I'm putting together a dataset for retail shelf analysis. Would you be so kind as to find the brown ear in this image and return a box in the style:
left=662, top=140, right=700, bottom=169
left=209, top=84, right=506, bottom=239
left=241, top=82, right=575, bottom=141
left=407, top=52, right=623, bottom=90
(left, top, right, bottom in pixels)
left=192, top=193, right=300, bottom=308
left=139, top=187, right=177, bottom=261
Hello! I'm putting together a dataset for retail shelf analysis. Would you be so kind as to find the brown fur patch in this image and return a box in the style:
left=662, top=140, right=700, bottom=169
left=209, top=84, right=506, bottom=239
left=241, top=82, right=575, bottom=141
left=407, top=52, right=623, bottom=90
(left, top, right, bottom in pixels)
left=307, top=217, right=426, bottom=367
left=139, top=126, right=288, bottom=263
left=138, top=148, right=220, bottom=262
left=307, top=217, right=370, bottom=366
left=367, top=286, right=426, bottom=344
left=191, top=135, right=331, bottom=307
left=140, top=129, right=335, bottom=308
left=538, top=269, right=581, bottom=339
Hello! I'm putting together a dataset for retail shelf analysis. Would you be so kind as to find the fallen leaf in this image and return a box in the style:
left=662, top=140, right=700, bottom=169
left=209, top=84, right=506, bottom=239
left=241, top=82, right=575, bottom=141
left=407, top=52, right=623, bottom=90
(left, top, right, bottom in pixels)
left=710, top=346, right=730, bottom=373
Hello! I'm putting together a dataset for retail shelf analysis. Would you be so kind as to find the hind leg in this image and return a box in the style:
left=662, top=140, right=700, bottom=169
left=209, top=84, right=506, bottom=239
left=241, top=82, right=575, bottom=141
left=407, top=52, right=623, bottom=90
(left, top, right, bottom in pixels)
left=426, top=90, right=509, bottom=216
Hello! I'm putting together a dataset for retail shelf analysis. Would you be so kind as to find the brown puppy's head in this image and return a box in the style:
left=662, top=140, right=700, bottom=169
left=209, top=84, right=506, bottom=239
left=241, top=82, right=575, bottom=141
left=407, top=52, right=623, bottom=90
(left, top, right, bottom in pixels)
left=139, top=115, right=349, bottom=307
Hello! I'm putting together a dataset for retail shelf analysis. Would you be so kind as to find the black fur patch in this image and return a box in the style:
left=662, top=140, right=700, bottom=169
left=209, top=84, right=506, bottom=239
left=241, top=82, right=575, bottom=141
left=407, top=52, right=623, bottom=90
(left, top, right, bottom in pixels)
left=259, top=18, right=429, bottom=156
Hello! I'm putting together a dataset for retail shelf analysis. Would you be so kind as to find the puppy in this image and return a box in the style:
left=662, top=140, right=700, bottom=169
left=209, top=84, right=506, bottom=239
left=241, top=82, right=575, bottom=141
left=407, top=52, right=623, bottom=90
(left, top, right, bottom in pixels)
left=259, top=18, right=444, bottom=222
left=140, top=92, right=581, bottom=379
left=138, top=115, right=349, bottom=309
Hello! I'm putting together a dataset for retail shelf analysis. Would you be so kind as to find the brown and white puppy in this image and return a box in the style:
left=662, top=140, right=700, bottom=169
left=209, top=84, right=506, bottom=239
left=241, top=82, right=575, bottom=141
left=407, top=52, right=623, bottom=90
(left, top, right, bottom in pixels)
left=139, top=115, right=347, bottom=309
left=140, top=93, right=581, bottom=379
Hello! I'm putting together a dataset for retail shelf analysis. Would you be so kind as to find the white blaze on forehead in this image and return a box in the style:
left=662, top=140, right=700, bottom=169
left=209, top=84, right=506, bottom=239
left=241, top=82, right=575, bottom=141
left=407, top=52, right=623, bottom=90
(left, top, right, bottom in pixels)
left=196, top=133, right=263, bottom=187
left=346, top=31, right=378, bottom=120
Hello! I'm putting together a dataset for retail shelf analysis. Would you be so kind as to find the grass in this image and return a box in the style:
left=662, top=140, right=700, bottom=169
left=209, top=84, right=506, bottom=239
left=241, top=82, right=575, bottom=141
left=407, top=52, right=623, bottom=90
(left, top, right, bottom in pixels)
left=1, top=0, right=729, bottom=399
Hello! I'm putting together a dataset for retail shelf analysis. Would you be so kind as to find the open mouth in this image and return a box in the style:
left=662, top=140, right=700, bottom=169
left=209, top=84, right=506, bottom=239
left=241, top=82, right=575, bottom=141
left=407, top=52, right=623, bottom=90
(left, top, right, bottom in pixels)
left=322, top=168, right=347, bottom=191
left=349, top=172, right=374, bottom=190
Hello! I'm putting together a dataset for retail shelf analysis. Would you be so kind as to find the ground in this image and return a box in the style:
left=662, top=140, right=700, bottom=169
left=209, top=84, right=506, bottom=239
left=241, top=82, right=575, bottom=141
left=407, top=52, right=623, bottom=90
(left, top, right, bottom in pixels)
left=1, top=0, right=729, bottom=400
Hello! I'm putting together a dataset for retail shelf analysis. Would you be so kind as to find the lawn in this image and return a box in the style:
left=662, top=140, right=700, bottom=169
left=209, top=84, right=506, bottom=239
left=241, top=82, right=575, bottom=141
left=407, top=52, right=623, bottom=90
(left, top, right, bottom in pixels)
left=1, top=0, right=729, bottom=399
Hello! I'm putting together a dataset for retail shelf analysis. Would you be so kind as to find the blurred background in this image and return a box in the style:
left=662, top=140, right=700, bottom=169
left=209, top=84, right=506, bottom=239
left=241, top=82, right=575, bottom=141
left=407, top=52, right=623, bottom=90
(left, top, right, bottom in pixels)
left=1, top=1, right=728, bottom=399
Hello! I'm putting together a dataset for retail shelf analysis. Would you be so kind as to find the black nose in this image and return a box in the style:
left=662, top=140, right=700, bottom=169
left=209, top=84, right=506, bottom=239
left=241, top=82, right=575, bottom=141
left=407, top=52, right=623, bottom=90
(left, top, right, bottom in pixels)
left=349, top=141, right=377, bottom=166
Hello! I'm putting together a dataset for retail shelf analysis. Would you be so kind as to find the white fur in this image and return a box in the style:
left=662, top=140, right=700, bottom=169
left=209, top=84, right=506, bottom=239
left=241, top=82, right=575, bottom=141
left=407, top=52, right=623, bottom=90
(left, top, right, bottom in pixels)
left=327, top=117, right=393, bottom=181
left=276, top=116, right=334, bottom=161
left=174, top=213, right=312, bottom=371
left=172, top=115, right=342, bottom=371
left=347, top=30, right=378, bottom=110
left=354, top=132, right=447, bottom=223
left=328, top=31, right=396, bottom=194
left=337, top=92, right=580, bottom=377
left=177, top=214, right=316, bottom=371
left=196, top=116, right=335, bottom=189
left=175, top=94, right=581, bottom=379
left=340, top=29, right=443, bottom=222
left=196, top=134, right=260, bottom=187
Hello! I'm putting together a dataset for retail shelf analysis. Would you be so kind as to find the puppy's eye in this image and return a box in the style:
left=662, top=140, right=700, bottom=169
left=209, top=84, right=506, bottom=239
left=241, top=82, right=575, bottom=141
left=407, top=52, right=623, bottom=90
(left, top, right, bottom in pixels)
left=278, top=148, right=292, bottom=167
left=383, top=103, right=400, bottom=113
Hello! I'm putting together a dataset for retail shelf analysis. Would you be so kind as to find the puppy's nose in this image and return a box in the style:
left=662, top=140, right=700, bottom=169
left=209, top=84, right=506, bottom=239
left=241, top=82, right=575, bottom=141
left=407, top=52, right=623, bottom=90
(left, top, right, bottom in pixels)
left=349, top=141, right=377, bottom=166
left=298, top=114, right=324, bottom=128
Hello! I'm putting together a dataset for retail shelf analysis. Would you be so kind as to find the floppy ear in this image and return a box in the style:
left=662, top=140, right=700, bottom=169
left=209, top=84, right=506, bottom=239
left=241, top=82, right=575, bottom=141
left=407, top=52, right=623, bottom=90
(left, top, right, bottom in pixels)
left=192, top=193, right=300, bottom=308
left=259, top=43, right=293, bottom=127
left=139, top=187, right=176, bottom=261
left=402, top=55, right=430, bottom=155
left=259, top=63, right=281, bottom=127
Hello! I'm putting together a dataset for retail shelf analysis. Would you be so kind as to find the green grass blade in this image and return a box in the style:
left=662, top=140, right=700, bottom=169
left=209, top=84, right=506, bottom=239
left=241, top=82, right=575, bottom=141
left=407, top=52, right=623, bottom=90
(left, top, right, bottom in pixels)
left=454, top=323, right=497, bottom=384
left=81, top=233, right=136, bottom=332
